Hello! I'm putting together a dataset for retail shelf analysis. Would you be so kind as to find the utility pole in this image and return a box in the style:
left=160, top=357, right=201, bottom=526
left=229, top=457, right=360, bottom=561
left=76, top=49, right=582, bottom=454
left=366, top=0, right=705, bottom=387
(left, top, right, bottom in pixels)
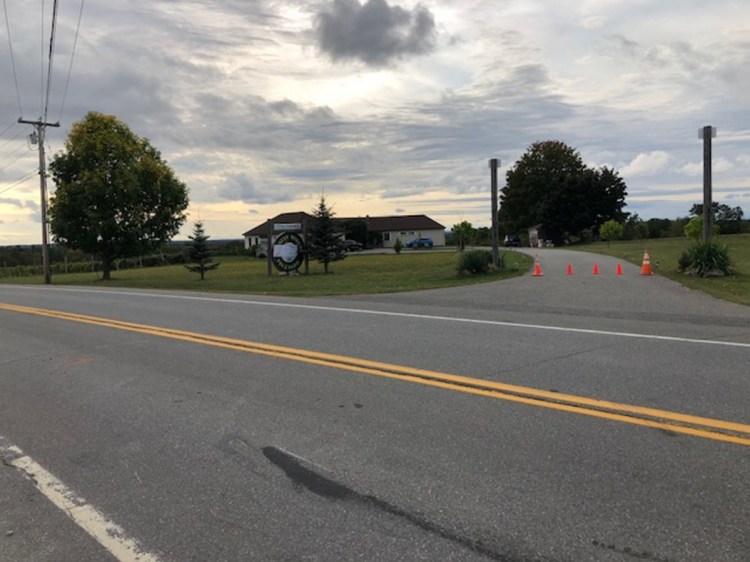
left=489, top=158, right=501, bottom=268
left=699, top=125, right=716, bottom=242
left=19, top=117, right=60, bottom=284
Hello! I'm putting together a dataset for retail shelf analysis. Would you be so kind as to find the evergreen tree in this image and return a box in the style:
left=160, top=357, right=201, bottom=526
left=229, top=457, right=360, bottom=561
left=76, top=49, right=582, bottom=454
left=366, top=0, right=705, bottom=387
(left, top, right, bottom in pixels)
left=308, top=196, right=345, bottom=274
left=185, top=221, right=220, bottom=280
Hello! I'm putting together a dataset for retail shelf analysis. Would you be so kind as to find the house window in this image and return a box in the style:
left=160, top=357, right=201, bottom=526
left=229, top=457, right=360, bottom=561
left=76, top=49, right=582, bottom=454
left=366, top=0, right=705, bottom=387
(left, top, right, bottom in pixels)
left=400, top=232, right=406, bottom=235
left=384, top=232, right=390, bottom=241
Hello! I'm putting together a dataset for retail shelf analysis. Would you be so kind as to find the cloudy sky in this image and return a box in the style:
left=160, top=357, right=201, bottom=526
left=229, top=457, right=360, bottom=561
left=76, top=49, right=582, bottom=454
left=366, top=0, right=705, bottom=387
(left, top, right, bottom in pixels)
left=1, top=0, right=748, bottom=245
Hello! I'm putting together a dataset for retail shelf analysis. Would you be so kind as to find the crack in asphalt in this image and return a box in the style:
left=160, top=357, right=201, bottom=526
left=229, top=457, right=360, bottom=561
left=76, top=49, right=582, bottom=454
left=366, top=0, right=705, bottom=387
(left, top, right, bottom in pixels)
left=262, top=445, right=542, bottom=562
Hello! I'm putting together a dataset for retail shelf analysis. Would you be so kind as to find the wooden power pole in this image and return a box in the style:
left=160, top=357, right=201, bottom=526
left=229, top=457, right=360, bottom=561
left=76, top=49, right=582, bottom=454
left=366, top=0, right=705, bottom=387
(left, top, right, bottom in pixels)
left=19, top=118, right=60, bottom=285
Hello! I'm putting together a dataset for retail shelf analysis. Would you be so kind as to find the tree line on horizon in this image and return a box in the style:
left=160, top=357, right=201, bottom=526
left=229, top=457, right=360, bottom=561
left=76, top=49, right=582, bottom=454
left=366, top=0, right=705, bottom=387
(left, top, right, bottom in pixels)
left=2, top=124, right=748, bottom=272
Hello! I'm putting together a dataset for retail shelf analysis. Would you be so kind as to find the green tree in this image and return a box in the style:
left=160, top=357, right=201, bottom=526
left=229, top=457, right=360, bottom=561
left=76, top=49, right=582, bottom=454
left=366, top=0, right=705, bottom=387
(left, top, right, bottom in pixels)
left=452, top=221, right=475, bottom=251
left=689, top=202, right=744, bottom=234
left=185, top=221, right=219, bottom=280
left=684, top=216, right=719, bottom=240
left=499, top=140, right=628, bottom=244
left=599, top=219, right=624, bottom=245
left=308, top=196, right=345, bottom=273
left=49, top=112, right=188, bottom=280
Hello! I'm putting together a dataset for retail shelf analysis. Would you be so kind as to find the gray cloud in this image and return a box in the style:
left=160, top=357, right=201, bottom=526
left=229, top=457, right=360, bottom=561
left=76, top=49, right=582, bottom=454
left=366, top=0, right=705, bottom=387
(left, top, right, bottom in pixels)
left=313, top=0, right=437, bottom=66
left=0, top=197, right=38, bottom=211
left=218, top=172, right=297, bottom=205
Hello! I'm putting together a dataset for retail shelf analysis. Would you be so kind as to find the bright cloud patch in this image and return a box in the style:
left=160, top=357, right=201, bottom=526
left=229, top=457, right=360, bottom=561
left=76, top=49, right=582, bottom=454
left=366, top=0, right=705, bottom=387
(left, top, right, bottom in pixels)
left=622, top=151, right=671, bottom=177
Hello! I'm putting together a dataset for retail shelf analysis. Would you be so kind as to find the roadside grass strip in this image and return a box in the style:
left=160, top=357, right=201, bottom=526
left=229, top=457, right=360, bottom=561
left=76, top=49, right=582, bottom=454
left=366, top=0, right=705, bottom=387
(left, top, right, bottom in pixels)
left=2, top=302, right=749, bottom=448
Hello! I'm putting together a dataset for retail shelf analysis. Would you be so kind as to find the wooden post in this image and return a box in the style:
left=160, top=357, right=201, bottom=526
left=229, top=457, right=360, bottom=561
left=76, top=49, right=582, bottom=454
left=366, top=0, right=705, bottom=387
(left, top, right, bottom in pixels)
left=489, top=158, right=501, bottom=267
left=700, top=126, right=716, bottom=242
left=266, top=219, right=272, bottom=276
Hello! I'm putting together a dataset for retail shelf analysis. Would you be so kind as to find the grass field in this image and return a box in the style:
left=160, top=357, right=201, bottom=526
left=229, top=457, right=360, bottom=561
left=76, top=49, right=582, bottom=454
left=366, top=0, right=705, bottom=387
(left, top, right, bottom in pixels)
left=575, top=234, right=750, bottom=306
left=3, top=237, right=748, bottom=306
left=0, top=250, right=533, bottom=297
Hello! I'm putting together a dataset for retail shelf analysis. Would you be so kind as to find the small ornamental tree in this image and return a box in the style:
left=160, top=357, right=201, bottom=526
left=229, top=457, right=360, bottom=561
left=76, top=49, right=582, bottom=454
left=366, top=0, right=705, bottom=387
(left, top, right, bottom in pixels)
left=308, top=196, right=346, bottom=273
left=684, top=216, right=719, bottom=240
left=599, top=220, right=624, bottom=245
left=185, top=221, right=220, bottom=280
left=452, top=221, right=474, bottom=251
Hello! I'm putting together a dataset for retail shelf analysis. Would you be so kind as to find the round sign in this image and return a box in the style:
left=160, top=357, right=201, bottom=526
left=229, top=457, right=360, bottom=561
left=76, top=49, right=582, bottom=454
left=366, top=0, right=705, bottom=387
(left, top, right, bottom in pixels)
left=272, top=232, right=304, bottom=272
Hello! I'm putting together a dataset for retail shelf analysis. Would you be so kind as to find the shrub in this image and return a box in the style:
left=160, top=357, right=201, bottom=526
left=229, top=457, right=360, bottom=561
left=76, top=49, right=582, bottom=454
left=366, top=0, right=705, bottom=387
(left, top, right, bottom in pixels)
left=394, top=238, right=403, bottom=254
left=678, top=241, right=734, bottom=277
left=457, top=249, right=493, bottom=275
left=599, top=220, right=624, bottom=244
left=684, top=216, right=719, bottom=240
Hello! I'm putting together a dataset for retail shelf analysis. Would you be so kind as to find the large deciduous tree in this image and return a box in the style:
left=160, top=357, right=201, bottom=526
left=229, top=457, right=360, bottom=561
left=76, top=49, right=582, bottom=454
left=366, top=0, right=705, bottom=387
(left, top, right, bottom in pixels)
left=49, top=112, right=189, bottom=279
left=499, top=140, right=628, bottom=244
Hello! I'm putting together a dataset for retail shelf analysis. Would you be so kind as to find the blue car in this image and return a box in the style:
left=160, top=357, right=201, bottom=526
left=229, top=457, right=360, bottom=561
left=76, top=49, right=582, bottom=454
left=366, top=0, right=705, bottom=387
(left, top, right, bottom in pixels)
left=405, top=237, right=433, bottom=248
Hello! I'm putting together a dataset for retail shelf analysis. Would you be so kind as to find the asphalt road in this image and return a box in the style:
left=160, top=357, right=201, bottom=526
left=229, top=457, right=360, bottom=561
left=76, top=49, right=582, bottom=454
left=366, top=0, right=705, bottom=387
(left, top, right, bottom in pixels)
left=0, top=249, right=748, bottom=561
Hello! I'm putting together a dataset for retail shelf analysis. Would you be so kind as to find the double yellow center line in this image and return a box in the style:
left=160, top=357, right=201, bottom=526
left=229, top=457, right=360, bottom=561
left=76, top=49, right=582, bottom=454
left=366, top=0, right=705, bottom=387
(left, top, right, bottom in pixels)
left=2, top=302, right=749, bottom=447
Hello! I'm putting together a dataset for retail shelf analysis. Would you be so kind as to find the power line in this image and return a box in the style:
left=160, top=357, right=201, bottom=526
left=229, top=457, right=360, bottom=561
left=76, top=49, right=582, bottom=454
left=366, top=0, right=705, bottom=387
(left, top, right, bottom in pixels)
left=0, top=169, right=38, bottom=196
left=58, top=0, right=85, bottom=122
left=0, top=142, right=33, bottom=172
left=2, top=0, right=24, bottom=116
left=0, top=121, right=20, bottom=137
left=43, top=0, right=59, bottom=124
left=0, top=127, right=29, bottom=152
left=40, top=0, right=45, bottom=117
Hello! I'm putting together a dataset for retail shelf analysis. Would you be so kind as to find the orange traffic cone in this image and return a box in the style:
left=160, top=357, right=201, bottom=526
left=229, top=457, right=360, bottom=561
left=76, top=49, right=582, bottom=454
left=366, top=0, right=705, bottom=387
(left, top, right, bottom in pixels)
left=592, top=263, right=600, bottom=275
left=640, top=250, right=653, bottom=276
left=532, top=255, right=544, bottom=277
left=615, top=263, right=623, bottom=276
left=566, top=263, right=574, bottom=275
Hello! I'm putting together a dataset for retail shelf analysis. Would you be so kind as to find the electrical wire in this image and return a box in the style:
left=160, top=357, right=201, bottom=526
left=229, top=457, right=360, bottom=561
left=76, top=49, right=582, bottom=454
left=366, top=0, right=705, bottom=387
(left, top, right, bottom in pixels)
left=0, top=145, right=34, bottom=173
left=41, top=0, right=45, bottom=118
left=43, top=0, right=59, bottom=124
left=57, top=0, right=85, bottom=122
left=0, top=122, right=19, bottom=137
left=2, top=0, right=24, bottom=116
left=0, top=127, right=29, bottom=152
left=0, top=169, right=38, bottom=196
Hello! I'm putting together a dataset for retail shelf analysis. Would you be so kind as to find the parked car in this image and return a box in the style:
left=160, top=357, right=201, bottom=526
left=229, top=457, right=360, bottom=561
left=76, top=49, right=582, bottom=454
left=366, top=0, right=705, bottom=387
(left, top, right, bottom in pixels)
left=343, top=239, right=364, bottom=252
left=405, top=237, right=433, bottom=248
left=504, top=234, right=520, bottom=247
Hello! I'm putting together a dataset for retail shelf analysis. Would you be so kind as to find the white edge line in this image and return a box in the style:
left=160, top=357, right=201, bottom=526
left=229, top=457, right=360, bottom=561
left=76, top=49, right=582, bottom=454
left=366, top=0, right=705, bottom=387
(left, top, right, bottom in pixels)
left=5, top=285, right=750, bottom=350
left=0, top=439, right=160, bottom=562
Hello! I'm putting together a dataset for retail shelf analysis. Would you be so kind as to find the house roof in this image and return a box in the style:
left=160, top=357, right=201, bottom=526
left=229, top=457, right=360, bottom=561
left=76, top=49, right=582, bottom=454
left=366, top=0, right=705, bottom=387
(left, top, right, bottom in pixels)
left=243, top=213, right=445, bottom=237
left=242, top=212, right=313, bottom=236
left=361, top=215, right=445, bottom=231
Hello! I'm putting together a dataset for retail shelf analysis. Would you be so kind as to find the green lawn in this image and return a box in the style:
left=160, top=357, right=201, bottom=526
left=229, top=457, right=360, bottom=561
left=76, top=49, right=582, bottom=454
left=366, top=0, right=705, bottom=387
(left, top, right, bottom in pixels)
left=574, top=234, right=750, bottom=306
left=0, top=251, right=533, bottom=297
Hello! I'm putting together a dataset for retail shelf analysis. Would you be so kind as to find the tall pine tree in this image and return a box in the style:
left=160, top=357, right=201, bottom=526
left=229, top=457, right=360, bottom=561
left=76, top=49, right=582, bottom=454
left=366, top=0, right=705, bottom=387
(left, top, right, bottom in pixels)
left=185, top=221, right=220, bottom=280
left=308, top=196, right=345, bottom=274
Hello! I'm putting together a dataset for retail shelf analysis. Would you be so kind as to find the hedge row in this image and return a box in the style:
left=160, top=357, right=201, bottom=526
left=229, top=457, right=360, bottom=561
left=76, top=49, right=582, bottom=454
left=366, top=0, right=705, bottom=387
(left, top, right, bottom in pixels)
left=0, top=252, right=188, bottom=278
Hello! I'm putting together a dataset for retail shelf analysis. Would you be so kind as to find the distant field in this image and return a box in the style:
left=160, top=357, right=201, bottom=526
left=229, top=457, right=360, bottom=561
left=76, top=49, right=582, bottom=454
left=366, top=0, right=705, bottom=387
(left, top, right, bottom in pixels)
left=0, top=251, right=533, bottom=297
left=575, top=234, right=750, bottom=306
